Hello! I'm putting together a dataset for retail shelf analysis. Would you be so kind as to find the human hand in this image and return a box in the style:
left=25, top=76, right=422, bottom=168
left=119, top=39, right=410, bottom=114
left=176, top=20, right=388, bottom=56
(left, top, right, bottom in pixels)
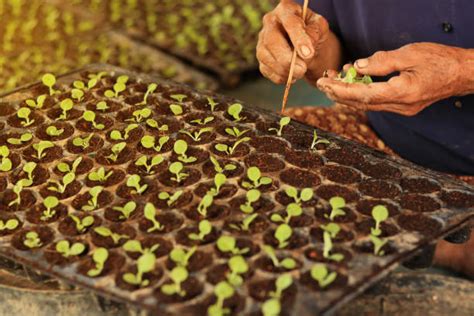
left=434, top=230, right=474, bottom=279
left=256, top=0, right=330, bottom=84
left=317, top=43, right=471, bottom=116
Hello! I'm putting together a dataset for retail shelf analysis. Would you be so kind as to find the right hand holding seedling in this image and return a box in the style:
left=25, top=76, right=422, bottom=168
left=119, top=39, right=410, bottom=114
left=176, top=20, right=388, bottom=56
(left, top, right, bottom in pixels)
left=256, top=0, right=330, bottom=84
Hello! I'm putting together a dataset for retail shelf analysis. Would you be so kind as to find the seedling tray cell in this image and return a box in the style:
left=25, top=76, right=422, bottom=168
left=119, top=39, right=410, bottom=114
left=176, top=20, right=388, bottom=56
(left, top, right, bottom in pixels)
left=0, top=64, right=472, bottom=315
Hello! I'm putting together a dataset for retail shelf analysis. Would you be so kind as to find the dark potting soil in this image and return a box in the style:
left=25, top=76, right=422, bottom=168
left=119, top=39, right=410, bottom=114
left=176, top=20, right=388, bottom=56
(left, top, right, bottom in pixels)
left=399, top=194, right=441, bottom=213
left=77, top=251, right=126, bottom=278
left=400, top=177, right=441, bottom=194
left=356, top=161, right=402, bottom=180
left=138, top=212, right=184, bottom=234
left=358, top=179, right=401, bottom=199
left=66, top=134, right=104, bottom=154
left=315, top=185, right=359, bottom=203
left=244, top=153, right=285, bottom=173
left=321, top=165, right=361, bottom=184
left=355, top=199, right=400, bottom=217
left=284, top=150, right=324, bottom=170
left=280, top=168, right=321, bottom=188
left=397, top=214, right=443, bottom=237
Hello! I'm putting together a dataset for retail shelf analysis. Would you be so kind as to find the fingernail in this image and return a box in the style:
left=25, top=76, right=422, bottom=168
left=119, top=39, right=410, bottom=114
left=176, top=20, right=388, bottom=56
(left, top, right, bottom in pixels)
left=300, top=45, right=312, bottom=58
left=356, top=59, right=369, bottom=68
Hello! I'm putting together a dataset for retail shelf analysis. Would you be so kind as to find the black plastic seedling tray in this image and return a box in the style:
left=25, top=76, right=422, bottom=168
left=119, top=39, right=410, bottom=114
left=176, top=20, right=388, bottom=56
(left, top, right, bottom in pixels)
left=0, top=64, right=472, bottom=315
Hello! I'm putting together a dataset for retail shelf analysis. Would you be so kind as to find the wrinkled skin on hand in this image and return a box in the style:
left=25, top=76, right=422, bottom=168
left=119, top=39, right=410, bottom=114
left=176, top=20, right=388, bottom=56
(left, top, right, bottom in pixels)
left=256, top=0, right=329, bottom=84
left=318, top=43, right=471, bottom=116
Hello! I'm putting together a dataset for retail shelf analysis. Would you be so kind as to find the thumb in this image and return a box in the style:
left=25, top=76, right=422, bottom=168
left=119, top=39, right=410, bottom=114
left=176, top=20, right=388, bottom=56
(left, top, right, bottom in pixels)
left=354, top=50, right=405, bottom=76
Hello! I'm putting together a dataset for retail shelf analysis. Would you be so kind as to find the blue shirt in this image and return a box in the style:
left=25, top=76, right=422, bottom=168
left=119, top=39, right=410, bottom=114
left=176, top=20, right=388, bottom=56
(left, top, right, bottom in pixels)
left=296, top=0, right=474, bottom=175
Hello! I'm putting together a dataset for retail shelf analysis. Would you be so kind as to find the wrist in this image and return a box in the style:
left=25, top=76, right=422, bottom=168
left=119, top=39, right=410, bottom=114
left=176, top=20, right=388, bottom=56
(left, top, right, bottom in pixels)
left=456, top=48, right=474, bottom=95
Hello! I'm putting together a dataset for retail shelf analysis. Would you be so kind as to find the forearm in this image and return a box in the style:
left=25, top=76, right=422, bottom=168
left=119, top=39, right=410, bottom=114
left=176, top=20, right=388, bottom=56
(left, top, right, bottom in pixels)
left=305, top=30, right=344, bottom=84
left=458, top=48, right=474, bottom=96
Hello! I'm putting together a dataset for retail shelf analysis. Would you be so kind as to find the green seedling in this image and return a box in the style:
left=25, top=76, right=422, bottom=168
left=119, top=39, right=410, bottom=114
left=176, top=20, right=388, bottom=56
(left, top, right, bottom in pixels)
left=262, top=298, right=281, bottom=316
left=227, top=103, right=245, bottom=122
left=22, top=162, right=36, bottom=185
left=83, top=111, right=105, bottom=130
left=110, top=124, right=138, bottom=140
left=138, top=83, right=158, bottom=105
left=158, top=190, right=183, bottom=207
left=217, top=236, right=249, bottom=255
left=274, top=224, right=292, bottom=249
left=140, top=135, right=170, bottom=152
left=25, top=95, right=47, bottom=109
left=161, top=266, right=188, bottom=297
left=210, top=156, right=237, bottom=174
left=229, top=213, right=259, bottom=232
left=271, top=203, right=303, bottom=224
left=320, top=223, right=341, bottom=239
left=226, top=255, right=248, bottom=287
left=71, top=88, right=84, bottom=102
left=326, top=196, right=346, bottom=221
left=58, top=99, right=74, bottom=120
left=323, top=232, right=344, bottom=262
left=56, top=240, right=85, bottom=258
left=207, top=281, right=234, bottom=316
left=179, top=127, right=213, bottom=142
left=188, top=220, right=212, bottom=241
left=87, top=247, right=109, bottom=277
left=263, top=245, right=297, bottom=270
left=135, top=155, right=164, bottom=174
left=0, top=146, right=12, bottom=172
left=94, top=226, right=129, bottom=244
left=127, top=108, right=151, bottom=123
left=88, top=167, right=113, bottom=183
left=240, top=189, right=261, bottom=214
left=225, top=126, right=249, bottom=138
left=206, top=97, right=219, bottom=111
left=127, top=175, right=148, bottom=195
left=170, top=94, right=187, bottom=103
left=9, top=179, right=30, bottom=207
left=106, top=142, right=127, bottom=162
left=190, top=116, right=214, bottom=125
left=170, top=246, right=197, bottom=267
left=269, top=117, right=291, bottom=136
left=122, top=252, right=155, bottom=287
left=7, top=132, right=32, bottom=145
left=41, top=196, right=59, bottom=221
left=73, top=77, right=100, bottom=91
left=96, top=101, right=109, bottom=111
left=82, top=186, right=104, bottom=211
left=24, top=231, right=42, bottom=248
left=144, top=203, right=163, bottom=232
left=112, top=201, right=137, bottom=220
left=123, top=239, right=160, bottom=255
left=169, top=104, right=183, bottom=116
left=145, top=117, right=168, bottom=131
left=105, top=75, right=128, bottom=98
left=311, top=264, right=337, bottom=288
left=173, top=140, right=197, bottom=163
left=285, top=187, right=313, bottom=205
left=338, top=66, right=373, bottom=84
left=57, top=157, right=82, bottom=174
left=214, top=137, right=250, bottom=156
left=169, top=162, right=188, bottom=183
left=48, top=172, right=75, bottom=194
left=209, top=173, right=227, bottom=196
left=242, top=167, right=272, bottom=189
left=72, top=134, right=93, bottom=149
left=32, top=141, right=54, bottom=159
left=42, top=73, right=58, bottom=95
left=69, top=214, right=94, bottom=233
left=46, top=125, right=64, bottom=137
left=197, top=193, right=214, bottom=217
left=269, top=274, right=293, bottom=299
left=310, top=130, right=330, bottom=150
left=369, top=235, right=388, bottom=256
left=371, top=205, right=389, bottom=237
left=17, top=107, right=34, bottom=127
left=0, top=218, right=19, bottom=231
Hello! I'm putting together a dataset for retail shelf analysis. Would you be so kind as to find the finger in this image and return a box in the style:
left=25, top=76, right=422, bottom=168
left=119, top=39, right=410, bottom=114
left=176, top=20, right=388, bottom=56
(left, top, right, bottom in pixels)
left=354, top=49, right=408, bottom=76
left=324, top=69, right=339, bottom=79
left=260, top=26, right=307, bottom=79
left=329, top=97, right=423, bottom=116
left=278, top=9, right=315, bottom=59
left=305, top=13, right=329, bottom=49
left=317, top=77, right=402, bottom=104
left=342, top=63, right=353, bottom=72
left=260, top=63, right=286, bottom=84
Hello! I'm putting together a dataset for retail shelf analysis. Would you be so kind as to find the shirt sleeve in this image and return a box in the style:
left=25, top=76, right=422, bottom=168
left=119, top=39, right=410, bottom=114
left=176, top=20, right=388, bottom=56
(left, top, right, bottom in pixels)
left=293, top=0, right=340, bottom=35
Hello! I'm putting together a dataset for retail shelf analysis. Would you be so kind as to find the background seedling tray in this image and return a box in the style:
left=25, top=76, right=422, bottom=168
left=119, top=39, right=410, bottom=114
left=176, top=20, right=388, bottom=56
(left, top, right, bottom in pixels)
left=0, top=0, right=217, bottom=93
left=64, top=0, right=278, bottom=86
left=0, top=64, right=473, bottom=315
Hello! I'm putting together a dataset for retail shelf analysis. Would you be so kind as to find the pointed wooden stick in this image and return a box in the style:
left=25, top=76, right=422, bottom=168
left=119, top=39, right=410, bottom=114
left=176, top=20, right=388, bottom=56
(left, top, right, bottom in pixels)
left=281, top=0, right=310, bottom=114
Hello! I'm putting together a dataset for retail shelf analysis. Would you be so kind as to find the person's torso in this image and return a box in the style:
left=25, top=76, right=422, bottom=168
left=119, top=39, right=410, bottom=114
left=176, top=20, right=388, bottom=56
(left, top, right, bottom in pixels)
left=306, top=0, right=474, bottom=174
